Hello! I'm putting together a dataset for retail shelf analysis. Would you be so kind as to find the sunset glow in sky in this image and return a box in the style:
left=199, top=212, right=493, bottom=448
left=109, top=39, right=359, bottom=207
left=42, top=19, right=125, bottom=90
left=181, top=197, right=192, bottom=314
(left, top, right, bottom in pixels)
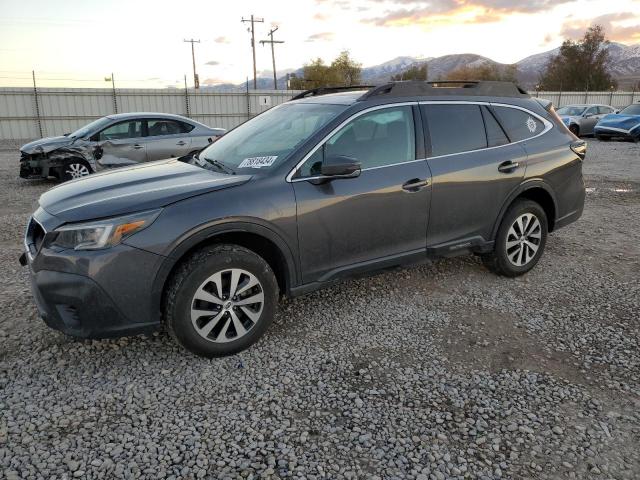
left=1, top=0, right=639, bottom=87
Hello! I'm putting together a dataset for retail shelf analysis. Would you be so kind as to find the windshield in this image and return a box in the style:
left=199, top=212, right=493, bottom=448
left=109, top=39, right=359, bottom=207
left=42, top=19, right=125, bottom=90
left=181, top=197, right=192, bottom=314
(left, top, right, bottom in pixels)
left=198, top=103, right=347, bottom=171
left=69, top=117, right=112, bottom=139
left=556, top=106, right=587, bottom=116
left=619, top=104, right=640, bottom=115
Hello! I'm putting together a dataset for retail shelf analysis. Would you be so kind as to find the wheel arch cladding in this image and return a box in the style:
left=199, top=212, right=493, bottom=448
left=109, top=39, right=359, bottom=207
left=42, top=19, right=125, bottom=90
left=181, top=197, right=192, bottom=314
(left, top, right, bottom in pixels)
left=155, top=227, right=294, bottom=320
left=494, top=184, right=557, bottom=240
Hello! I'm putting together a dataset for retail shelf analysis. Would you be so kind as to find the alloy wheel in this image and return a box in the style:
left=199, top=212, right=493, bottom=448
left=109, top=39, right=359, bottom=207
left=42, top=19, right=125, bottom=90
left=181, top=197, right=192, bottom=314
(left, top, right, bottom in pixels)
left=190, top=268, right=264, bottom=343
left=505, top=213, right=542, bottom=267
left=65, top=163, right=91, bottom=179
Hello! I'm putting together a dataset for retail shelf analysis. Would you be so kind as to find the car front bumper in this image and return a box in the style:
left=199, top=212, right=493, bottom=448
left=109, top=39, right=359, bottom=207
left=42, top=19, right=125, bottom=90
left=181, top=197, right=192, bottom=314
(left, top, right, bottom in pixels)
left=22, top=215, right=165, bottom=338
left=594, top=126, right=640, bottom=140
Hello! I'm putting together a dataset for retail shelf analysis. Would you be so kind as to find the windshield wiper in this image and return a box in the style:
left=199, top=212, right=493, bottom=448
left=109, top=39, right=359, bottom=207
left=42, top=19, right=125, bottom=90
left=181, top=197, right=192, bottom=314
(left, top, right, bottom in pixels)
left=194, top=154, right=235, bottom=175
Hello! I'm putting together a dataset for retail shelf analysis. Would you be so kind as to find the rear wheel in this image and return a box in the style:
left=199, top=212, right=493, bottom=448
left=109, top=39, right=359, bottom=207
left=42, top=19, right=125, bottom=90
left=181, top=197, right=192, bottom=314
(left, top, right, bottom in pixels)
left=482, top=199, right=548, bottom=277
left=164, top=244, right=279, bottom=357
left=61, top=159, right=92, bottom=181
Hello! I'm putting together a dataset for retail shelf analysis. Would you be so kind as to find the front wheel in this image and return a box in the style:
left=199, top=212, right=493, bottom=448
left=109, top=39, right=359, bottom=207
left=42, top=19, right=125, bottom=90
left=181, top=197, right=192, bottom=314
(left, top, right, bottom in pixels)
left=164, top=244, right=279, bottom=357
left=482, top=200, right=548, bottom=277
left=60, top=159, right=92, bottom=181
left=569, top=124, right=580, bottom=137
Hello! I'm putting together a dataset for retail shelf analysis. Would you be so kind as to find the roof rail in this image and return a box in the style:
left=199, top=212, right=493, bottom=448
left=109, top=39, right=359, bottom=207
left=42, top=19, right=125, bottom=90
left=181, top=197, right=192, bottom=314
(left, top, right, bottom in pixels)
left=358, top=80, right=529, bottom=101
left=290, top=85, right=375, bottom=101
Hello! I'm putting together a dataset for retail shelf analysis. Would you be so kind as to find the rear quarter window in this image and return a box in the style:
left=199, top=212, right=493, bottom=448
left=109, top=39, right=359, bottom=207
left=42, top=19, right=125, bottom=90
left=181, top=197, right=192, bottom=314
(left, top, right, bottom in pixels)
left=492, top=106, right=544, bottom=142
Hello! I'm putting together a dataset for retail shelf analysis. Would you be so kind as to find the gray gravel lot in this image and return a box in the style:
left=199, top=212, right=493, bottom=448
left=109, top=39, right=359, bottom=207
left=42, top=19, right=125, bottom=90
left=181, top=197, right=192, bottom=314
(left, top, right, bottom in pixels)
left=1, top=140, right=639, bottom=480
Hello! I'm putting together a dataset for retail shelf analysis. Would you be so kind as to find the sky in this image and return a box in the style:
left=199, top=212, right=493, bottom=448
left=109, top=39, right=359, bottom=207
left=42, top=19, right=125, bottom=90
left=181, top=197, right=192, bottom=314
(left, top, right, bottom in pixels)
left=0, top=0, right=639, bottom=88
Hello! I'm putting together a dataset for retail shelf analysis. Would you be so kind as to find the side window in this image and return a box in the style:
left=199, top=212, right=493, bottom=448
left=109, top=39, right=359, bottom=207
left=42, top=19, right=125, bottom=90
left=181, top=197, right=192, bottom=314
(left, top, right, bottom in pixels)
left=585, top=107, right=597, bottom=116
left=597, top=106, right=612, bottom=115
left=147, top=119, right=186, bottom=137
left=423, top=104, right=487, bottom=156
left=98, top=121, right=143, bottom=141
left=180, top=121, right=195, bottom=132
left=298, top=106, right=416, bottom=177
left=481, top=106, right=509, bottom=147
left=492, top=106, right=544, bottom=142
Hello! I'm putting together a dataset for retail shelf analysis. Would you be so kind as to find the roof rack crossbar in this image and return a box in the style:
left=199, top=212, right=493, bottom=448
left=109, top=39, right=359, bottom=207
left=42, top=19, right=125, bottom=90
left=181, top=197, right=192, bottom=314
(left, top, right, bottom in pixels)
left=290, top=85, right=375, bottom=101
left=357, top=80, right=529, bottom=101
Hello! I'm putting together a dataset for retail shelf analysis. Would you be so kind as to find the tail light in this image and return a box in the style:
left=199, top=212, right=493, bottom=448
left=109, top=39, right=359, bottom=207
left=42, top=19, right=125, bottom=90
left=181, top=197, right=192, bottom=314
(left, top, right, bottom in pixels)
left=571, top=140, right=587, bottom=160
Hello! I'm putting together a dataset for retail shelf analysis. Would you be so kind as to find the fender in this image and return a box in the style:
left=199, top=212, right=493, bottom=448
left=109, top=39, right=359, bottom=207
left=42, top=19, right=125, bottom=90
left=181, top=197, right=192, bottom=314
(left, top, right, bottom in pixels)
left=490, top=178, right=559, bottom=240
left=149, top=218, right=299, bottom=319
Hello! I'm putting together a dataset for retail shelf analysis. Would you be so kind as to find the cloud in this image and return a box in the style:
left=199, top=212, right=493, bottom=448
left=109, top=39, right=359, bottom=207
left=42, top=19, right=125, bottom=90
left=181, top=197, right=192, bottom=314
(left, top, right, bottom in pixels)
left=306, top=32, right=335, bottom=42
left=205, top=60, right=220, bottom=66
left=362, top=0, right=576, bottom=27
left=560, top=12, right=640, bottom=44
left=213, top=36, right=231, bottom=44
left=201, top=77, right=226, bottom=85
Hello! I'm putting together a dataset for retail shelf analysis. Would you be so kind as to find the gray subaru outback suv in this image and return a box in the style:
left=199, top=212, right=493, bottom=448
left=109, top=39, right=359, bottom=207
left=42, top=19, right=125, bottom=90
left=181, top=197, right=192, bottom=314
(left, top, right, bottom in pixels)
left=21, top=81, right=586, bottom=357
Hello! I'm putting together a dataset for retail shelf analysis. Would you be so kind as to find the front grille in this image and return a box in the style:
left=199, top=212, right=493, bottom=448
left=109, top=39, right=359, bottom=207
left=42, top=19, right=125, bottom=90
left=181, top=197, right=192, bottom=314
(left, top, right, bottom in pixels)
left=25, top=217, right=46, bottom=257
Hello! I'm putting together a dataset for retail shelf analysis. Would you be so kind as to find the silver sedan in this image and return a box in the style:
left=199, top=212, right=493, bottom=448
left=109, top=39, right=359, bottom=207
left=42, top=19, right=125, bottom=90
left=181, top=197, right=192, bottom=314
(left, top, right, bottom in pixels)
left=20, top=112, right=226, bottom=181
left=557, top=104, right=616, bottom=137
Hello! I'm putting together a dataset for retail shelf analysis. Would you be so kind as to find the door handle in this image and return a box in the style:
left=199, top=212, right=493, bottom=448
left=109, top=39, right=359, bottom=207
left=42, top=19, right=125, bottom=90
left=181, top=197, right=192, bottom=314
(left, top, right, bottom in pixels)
left=498, top=160, right=519, bottom=173
left=133, top=144, right=144, bottom=149
left=402, top=178, right=429, bottom=192
left=176, top=141, right=186, bottom=146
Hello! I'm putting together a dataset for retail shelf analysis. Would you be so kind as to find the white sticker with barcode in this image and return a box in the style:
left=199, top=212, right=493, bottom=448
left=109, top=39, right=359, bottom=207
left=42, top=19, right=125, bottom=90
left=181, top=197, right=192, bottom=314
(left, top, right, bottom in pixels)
left=238, top=155, right=278, bottom=168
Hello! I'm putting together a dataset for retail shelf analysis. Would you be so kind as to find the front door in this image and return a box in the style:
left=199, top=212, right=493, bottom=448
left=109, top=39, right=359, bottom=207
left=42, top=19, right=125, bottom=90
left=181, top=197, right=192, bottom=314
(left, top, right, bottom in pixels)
left=292, top=105, right=431, bottom=283
left=95, top=119, right=147, bottom=167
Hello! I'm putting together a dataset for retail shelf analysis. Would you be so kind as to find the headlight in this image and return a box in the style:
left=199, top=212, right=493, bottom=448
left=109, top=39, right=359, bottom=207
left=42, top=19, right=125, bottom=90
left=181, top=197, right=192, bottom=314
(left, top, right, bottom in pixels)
left=50, top=209, right=161, bottom=251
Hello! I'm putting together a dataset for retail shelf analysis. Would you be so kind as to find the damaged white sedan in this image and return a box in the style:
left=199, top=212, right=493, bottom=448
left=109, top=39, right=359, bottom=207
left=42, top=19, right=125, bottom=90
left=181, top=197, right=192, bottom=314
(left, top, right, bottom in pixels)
left=19, top=113, right=225, bottom=181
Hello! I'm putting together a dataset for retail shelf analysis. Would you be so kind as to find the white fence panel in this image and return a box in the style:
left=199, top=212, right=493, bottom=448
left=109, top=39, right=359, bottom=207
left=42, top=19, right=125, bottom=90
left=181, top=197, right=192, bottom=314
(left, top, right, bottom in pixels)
left=2, top=87, right=638, bottom=142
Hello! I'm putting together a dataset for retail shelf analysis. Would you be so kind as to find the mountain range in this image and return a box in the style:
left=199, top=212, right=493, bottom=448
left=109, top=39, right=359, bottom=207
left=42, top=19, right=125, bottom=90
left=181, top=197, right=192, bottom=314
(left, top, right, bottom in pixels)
left=203, top=42, right=640, bottom=92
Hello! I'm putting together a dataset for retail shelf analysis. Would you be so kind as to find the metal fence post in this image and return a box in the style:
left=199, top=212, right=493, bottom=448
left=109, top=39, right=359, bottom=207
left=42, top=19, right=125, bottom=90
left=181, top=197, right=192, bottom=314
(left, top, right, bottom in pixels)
left=246, top=78, right=250, bottom=121
left=111, top=73, right=118, bottom=114
left=31, top=70, right=43, bottom=138
left=558, top=90, right=562, bottom=107
left=184, top=75, right=190, bottom=118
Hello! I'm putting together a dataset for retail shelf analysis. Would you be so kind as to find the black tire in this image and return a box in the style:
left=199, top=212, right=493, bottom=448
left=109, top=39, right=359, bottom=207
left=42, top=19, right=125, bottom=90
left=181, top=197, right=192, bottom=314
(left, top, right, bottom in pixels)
left=482, top=200, right=548, bottom=277
left=569, top=124, right=580, bottom=137
left=60, top=158, right=92, bottom=181
left=164, top=244, right=279, bottom=357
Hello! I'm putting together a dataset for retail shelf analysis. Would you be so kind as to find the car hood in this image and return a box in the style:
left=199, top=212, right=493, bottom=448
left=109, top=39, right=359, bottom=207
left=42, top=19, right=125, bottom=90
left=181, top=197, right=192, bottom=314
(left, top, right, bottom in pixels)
left=39, top=158, right=252, bottom=223
left=560, top=115, right=579, bottom=124
left=21, top=136, right=77, bottom=154
left=596, top=113, right=640, bottom=129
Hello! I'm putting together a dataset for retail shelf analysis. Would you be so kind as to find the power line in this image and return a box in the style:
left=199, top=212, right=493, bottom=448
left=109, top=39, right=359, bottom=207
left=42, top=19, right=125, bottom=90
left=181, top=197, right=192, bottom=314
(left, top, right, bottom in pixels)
left=260, top=26, right=285, bottom=90
left=241, top=15, right=264, bottom=89
left=183, top=39, right=201, bottom=89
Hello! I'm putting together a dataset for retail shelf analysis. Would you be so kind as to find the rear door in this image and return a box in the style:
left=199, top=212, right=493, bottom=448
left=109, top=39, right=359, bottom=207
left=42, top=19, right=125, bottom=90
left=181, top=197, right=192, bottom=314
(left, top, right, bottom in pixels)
left=94, top=119, right=146, bottom=167
left=144, top=119, right=193, bottom=161
left=422, top=103, right=530, bottom=249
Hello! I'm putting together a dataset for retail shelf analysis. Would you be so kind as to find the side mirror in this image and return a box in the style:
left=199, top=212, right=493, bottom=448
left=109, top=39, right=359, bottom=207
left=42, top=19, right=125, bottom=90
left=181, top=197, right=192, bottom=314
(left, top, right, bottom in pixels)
left=320, top=155, right=361, bottom=178
left=584, top=113, right=595, bottom=118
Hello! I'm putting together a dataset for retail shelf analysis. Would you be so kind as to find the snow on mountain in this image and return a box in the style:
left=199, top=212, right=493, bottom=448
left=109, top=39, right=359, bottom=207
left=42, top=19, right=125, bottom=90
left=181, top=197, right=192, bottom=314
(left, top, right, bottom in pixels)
left=205, top=43, right=640, bottom=91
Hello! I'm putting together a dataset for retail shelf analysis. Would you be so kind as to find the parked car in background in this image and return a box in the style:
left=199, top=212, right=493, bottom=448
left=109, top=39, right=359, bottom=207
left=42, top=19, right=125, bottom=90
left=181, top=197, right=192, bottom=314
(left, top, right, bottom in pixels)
left=594, top=102, right=640, bottom=142
left=556, top=104, right=616, bottom=137
left=19, top=113, right=225, bottom=181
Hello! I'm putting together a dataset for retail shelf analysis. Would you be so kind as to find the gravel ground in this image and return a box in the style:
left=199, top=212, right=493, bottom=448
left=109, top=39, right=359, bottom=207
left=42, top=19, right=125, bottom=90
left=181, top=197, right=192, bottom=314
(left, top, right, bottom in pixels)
left=1, top=139, right=639, bottom=480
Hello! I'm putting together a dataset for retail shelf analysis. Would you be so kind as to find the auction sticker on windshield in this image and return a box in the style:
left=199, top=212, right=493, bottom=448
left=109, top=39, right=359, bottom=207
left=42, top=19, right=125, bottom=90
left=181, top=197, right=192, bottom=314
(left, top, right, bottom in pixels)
left=238, top=156, right=278, bottom=168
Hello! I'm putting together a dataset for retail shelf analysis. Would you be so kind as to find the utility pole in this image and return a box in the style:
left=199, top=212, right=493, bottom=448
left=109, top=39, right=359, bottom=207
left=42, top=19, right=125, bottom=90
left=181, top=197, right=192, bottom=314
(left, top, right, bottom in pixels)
left=183, top=38, right=201, bottom=89
left=241, top=14, right=264, bottom=89
left=260, top=26, right=284, bottom=90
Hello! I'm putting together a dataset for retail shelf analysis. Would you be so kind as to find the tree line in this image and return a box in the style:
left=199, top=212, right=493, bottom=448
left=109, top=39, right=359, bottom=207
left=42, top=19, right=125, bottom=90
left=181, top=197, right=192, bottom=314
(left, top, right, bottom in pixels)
left=289, top=25, right=622, bottom=91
